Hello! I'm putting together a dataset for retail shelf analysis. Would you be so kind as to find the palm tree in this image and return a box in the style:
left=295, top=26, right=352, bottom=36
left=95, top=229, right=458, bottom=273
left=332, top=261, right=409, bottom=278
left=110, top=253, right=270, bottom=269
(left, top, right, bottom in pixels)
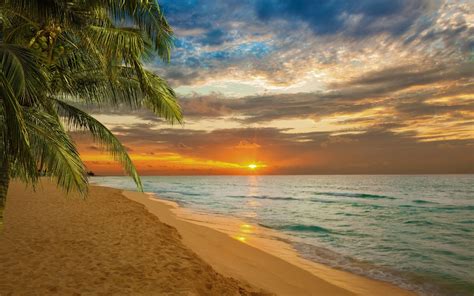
left=0, top=0, right=183, bottom=230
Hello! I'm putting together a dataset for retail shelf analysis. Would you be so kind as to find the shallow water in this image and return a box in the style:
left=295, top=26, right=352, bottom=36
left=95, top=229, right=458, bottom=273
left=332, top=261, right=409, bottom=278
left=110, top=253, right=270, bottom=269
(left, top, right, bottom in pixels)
left=94, top=175, right=474, bottom=296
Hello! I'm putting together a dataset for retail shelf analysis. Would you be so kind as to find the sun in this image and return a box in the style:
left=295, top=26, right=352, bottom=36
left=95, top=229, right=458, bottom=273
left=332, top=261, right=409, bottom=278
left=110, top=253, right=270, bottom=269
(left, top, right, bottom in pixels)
left=245, top=162, right=267, bottom=171
left=248, top=164, right=258, bottom=170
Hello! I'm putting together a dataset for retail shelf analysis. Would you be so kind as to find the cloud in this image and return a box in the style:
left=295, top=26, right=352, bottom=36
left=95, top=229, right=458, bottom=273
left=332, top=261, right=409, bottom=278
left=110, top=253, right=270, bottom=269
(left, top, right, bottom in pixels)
left=149, top=0, right=471, bottom=93
left=176, top=61, right=473, bottom=125
left=199, top=29, right=231, bottom=46
left=255, top=0, right=431, bottom=37
left=86, top=60, right=474, bottom=143
left=235, top=140, right=262, bottom=150
left=76, top=124, right=474, bottom=174
left=341, top=63, right=473, bottom=90
left=73, top=0, right=474, bottom=174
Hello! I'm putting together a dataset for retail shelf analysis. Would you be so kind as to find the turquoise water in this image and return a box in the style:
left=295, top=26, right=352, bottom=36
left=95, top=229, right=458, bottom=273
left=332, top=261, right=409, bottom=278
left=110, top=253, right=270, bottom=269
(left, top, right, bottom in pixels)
left=94, top=175, right=474, bottom=295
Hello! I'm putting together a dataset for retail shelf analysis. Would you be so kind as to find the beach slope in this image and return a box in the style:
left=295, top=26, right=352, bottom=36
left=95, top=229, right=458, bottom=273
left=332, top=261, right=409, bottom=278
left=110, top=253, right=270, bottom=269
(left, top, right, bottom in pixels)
left=125, top=191, right=414, bottom=296
left=0, top=181, right=268, bottom=295
left=0, top=181, right=413, bottom=295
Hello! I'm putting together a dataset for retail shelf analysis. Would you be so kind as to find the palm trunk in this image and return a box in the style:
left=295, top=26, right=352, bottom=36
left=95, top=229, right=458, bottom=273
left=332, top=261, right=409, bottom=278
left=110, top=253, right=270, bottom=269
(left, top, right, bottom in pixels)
left=0, top=155, right=9, bottom=232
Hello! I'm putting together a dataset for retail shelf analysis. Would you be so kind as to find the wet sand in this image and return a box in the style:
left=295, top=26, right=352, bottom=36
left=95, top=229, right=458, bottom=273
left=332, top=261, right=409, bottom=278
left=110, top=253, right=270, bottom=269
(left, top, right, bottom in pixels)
left=125, top=191, right=415, bottom=296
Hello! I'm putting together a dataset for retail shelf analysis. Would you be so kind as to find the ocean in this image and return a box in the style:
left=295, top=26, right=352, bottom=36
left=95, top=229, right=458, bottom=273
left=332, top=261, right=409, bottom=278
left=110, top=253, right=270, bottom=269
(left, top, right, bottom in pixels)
left=94, top=175, right=474, bottom=296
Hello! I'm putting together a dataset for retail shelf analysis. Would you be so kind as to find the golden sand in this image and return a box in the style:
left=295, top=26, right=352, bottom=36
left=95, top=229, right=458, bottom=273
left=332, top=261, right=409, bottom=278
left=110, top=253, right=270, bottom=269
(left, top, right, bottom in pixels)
left=0, top=181, right=414, bottom=295
left=0, top=182, right=268, bottom=295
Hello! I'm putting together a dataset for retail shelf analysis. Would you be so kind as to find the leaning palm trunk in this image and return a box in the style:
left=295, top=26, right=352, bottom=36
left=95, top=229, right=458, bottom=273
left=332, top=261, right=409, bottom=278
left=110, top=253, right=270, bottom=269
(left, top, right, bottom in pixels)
left=0, top=154, right=9, bottom=232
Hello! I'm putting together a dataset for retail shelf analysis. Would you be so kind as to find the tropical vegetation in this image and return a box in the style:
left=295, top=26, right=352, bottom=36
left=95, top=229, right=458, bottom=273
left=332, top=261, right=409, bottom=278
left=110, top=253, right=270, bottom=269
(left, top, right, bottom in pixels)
left=0, top=0, right=183, bottom=230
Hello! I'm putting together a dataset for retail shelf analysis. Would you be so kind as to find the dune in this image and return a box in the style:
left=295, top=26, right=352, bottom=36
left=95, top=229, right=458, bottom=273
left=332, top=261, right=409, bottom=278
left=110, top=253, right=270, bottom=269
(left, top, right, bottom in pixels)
left=0, top=180, right=414, bottom=295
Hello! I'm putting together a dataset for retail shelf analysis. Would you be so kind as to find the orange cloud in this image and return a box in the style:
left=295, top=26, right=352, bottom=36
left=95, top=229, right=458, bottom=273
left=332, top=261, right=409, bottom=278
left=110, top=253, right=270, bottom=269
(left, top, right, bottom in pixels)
left=235, top=140, right=261, bottom=149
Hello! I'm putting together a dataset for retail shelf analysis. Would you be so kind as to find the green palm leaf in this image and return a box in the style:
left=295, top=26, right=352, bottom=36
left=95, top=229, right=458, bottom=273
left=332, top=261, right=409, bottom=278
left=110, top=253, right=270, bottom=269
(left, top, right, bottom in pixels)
left=86, top=26, right=152, bottom=63
left=24, top=108, right=88, bottom=194
left=0, top=44, right=49, bottom=104
left=143, top=71, right=183, bottom=124
left=101, top=0, right=173, bottom=60
left=0, top=0, right=180, bottom=208
left=55, top=99, right=143, bottom=191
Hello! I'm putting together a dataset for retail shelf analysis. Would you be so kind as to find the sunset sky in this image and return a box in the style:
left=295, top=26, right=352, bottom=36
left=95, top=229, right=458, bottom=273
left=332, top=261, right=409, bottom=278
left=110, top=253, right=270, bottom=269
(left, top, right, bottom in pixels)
left=76, top=0, right=473, bottom=175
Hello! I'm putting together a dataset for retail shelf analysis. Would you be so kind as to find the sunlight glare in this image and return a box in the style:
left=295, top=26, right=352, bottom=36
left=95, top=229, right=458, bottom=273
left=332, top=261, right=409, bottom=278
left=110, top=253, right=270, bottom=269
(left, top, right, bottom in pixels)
left=248, top=164, right=258, bottom=170
left=236, top=235, right=247, bottom=242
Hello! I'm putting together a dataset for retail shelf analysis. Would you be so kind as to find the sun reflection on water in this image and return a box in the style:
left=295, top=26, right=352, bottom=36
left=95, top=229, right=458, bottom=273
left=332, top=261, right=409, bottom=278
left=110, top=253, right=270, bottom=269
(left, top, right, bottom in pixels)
left=233, top=177, right=263, bottom=243
left=234, top=223, right=256, bottom=243
left=235, top=235, right=247, bottom=242
left=240, top=224, right=253, bottom=233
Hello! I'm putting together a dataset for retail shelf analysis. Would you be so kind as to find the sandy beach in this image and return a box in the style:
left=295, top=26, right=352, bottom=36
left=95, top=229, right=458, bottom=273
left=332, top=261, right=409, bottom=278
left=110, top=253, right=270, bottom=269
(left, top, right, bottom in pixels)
left=0, top=180, right=415, bottom=295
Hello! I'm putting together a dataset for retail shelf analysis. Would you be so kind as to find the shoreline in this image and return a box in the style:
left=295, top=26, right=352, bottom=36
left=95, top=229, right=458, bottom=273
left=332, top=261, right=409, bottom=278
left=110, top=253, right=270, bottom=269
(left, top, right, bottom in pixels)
left=124, top=189, right=415, bottom=296
left=1, top=180, right=415, bottom=295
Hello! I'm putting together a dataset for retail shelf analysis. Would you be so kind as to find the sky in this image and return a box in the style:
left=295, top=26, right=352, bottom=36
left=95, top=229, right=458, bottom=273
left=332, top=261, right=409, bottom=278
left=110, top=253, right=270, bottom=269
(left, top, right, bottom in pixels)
left=76, top=0, right=474, bottom=175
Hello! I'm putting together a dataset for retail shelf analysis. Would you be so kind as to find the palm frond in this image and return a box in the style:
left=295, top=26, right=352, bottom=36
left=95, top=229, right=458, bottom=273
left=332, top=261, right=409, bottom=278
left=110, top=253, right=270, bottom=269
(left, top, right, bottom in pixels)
left=0, top=44, right=49, bottom=105
left=102, top=0, right=174, bottom=61
left=129, top=58, right=182, bottom=124
left=55, top=99, right=143, bottom=191
left=0, top=0, right=180, bottom=195
left=0, top=44, right=26, bottom=96
left=143, top=71, right=182, bottom=124
left=0, top=107, right=37, bottom=185
left=86, top=25, right=153, bottom=64
left=0, top=45, right=43, bottom=185
left=0, top=73, right=30, bottom=152
left=24, top=108, right=88, bottom=195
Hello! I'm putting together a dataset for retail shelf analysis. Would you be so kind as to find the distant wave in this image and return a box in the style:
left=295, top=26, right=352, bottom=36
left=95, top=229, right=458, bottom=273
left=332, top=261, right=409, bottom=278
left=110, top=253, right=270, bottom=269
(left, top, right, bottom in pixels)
left=413, top=199, right=439, bottom=205
left=262, top=223, right=332, bottom=234
left=437, top=205, right=474, bottom=211
left=403, top=220, right=434, bottom=226
left=227, top=192, right=396, bottom=202
left=314, top=192, right=396, bottom=200
left=227, top=195, right=298, bottom=201
left=335, top=212, right=363, bottom=217
left=155, top=190, right=202, bottom=197
left=400, top=204, right=474, bottom=212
